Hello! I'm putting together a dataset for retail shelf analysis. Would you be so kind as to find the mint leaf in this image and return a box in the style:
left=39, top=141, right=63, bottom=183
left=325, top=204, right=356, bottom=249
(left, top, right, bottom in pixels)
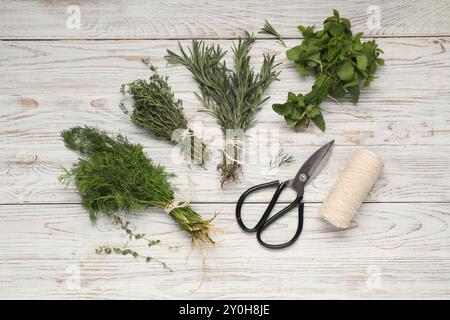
left=337, top=60, right=355, bottom=81
left=272, top=10, right=383, bottom=132
left=356, top=55, right=368, bottom=70
left=286, top=45, right=303, bottom=61
left=312, top=110, right=326, bottom=132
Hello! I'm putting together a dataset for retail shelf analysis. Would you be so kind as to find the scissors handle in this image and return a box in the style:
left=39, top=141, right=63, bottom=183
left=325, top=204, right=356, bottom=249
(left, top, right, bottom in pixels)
left=235, top=180, right=304, bottom=249
left=257, top=198, right=303, bottom=249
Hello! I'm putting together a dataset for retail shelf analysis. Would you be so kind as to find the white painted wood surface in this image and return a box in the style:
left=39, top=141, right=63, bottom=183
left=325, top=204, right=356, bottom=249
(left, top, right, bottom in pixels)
left=1, top=1, right=450, bottom=39
left=0, top=0, right=449, bottom=299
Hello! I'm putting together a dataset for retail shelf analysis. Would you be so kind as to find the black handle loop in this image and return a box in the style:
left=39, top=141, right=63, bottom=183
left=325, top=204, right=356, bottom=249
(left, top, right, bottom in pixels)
left=236, top=180, right=281, bottom=232
left=236, top=180, right=305, bottom=249
left=256, top=196, right=303, bottom=249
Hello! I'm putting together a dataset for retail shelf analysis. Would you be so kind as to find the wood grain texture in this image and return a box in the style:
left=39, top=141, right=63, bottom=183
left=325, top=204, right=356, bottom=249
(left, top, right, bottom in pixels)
left=0, top=0, right=449, bottom=39
left=2, top=146, right=450, bottom=204
left=1, top=38, right=448, bottom=149
left=1, top=38, right=449, bottom=204
left=0, top=203, right=448, bottom=299
left=1, top=0, right=450, bottom=300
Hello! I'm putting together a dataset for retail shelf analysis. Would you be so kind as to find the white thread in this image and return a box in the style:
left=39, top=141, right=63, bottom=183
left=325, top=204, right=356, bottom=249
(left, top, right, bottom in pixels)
left=164, top=199, right=190, bottom=214
left=176, top=128, right=194, bottom=143
left=320, top=148, right=384, bottom=229
left=223, top=138, right=243, bottom=164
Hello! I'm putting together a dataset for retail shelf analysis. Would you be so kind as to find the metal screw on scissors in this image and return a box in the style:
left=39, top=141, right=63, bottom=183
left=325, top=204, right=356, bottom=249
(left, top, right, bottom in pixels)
left=235, top=140, right=335, bottom=249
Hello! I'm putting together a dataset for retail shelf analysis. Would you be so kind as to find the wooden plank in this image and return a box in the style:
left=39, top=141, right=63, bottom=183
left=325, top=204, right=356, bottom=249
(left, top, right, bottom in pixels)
left=1, top=38, right=449, bottom=149
left=0, top=38, right=450, bottom=149
left=0, top=203, right=448, bottom=299
left=1, top=145, right=450, bottom=204
left=1, top=39, right=449, bottom=204
left=1, top=1, right=450, bottom=39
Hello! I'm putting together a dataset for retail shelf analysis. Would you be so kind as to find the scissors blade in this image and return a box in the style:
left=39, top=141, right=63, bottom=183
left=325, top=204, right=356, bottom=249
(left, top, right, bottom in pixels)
left=291, top=140, right=334, bottom=193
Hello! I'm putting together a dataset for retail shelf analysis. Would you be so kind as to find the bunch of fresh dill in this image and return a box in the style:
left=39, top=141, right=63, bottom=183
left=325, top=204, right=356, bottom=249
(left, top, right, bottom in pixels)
left=59, top=126, right=215, bottom=248
left=165, top=33, right=280, bottom=185
left=120, top=58, right=207, bottom=166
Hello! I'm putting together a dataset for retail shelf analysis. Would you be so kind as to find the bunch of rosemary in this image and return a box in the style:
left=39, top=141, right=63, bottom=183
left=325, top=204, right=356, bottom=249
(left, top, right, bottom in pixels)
left=165, top=33, right=280, bottom=185
left=60, top=126, right=215, bottom=248
left=120, top=59, right=207, bottom=166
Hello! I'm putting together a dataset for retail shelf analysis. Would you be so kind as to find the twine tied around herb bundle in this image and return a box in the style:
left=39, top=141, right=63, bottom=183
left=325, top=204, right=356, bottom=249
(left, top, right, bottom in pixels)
left=175, top=128, right=194, bottom=143
left=164, top=199, right=191, bottom=215
left=223, top=137, right=244, bottom=165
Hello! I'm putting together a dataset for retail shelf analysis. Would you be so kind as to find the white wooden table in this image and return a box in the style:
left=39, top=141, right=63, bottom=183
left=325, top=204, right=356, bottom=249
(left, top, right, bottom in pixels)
left=1, top=0, right=449, bottom=299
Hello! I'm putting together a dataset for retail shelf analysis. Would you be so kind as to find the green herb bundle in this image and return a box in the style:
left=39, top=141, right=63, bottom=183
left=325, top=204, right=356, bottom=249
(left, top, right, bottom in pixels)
left=273, top=10, right=384, bottom=131
left=60, top=126, right=215, bottom=246
left=120, top=59, right=207, bottom=166
left=165, top=34, right=280, bottom=185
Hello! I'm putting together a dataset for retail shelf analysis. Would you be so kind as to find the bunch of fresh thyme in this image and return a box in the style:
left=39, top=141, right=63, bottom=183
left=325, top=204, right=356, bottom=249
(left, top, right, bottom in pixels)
left=165, top=33, right=280, bottom=185
left=60, top=126, right=215, bottom=253
left=120, top=58, right=207, bottom=166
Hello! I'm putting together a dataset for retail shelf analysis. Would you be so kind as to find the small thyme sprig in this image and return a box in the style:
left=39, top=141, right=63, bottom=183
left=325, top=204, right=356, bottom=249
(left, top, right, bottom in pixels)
left=269, top=149, right=295, bottom=169
left=112, top=215, right=178, bottom=249
left=259, top=20, right=286, bottom=47
left=95, top=246, right=172, bottom=272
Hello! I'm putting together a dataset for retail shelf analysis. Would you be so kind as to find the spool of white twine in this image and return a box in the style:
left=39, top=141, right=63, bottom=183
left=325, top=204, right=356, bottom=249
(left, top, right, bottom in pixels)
left=320, top=148, right=384, bottom=229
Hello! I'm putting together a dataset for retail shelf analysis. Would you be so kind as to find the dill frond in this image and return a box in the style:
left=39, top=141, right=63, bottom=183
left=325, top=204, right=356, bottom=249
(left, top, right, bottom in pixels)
left=60, top=126, right=215, bottom=245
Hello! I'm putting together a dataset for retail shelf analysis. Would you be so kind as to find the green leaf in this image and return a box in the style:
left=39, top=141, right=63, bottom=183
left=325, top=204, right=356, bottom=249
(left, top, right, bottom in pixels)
left=356, top=55, right=368, bottom=70
left=376, top=58, right=385, bottom=65
left=312, top=110, right=326, bottom=132
left=286, top=45, right=303, bottom=61
left=295, top=63, right=308, bottom=76
left=329, top=83, right=346, bottom=98
left=276, top=10, right=383, bottom=132
left=336, top=60, right=355, bottom=81
left=333, top=9, right=340, bottom=19
left=272, top=103, right=285, bottom=115
left=329, top=22, right=343, bottom=36
left=347, top=85, right=360, bottom=103
left=343, top=72, right=359, bottom=89
left=341, top=17, right=351, bottom=30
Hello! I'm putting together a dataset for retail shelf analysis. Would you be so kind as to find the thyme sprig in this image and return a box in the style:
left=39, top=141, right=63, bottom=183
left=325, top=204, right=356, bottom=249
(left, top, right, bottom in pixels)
left=165, top=33, right=280, bottom=185
left=120, top=58, right=207, bottom=166
left=112, top=215, right=178, bottom=249
left=95, top=245, right=172, bottom=271
left=259, top=19, right=286, bottom=47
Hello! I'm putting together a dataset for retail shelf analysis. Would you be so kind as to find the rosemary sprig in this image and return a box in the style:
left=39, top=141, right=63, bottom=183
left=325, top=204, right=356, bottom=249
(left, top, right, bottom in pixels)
left=269, top=149, right=295, bottom=169
left=259, top=19, right=286, bottom=47
left=120, top=58, right=207, bottom=166
left=165, top=33, right=280, bottom=185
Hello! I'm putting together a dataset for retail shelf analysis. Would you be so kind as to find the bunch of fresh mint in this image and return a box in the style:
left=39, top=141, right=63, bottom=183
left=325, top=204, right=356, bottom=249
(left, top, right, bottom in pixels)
left=273, top=10, right=384, bottom=131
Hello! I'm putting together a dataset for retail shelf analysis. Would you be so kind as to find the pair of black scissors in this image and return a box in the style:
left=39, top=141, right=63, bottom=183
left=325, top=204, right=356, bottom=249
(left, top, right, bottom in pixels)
left=235, top=140, right=334, bottom=249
